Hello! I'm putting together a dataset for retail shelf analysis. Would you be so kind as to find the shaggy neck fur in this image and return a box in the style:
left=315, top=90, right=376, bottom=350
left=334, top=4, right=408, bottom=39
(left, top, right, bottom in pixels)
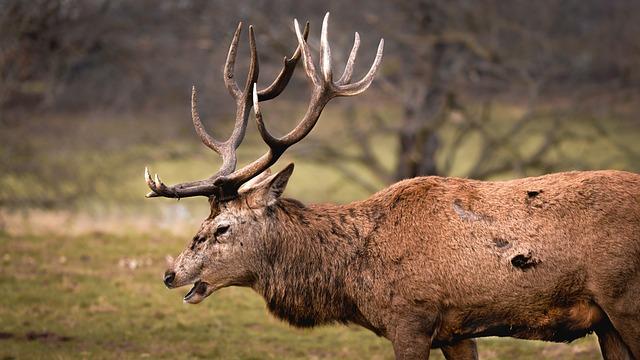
left=252, top=198, right=376, bottom=328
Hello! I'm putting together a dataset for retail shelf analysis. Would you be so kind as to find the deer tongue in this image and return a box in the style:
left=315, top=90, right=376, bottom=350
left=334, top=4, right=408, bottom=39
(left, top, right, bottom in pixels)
left=183, top=280, right=208, bottom=302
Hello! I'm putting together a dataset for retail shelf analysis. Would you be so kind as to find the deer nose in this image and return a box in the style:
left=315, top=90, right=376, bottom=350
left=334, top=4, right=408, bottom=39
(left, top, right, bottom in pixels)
left=163, top=270, right=176, bottom=288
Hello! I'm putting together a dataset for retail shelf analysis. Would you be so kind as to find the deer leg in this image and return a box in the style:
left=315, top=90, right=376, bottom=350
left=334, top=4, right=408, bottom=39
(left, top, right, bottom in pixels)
left=607, top=317, right=640, bottom=360
left=596, top=325, right=634, bottom=360
left=391, top=317, right=435, bottom=360
left=392, top=335, right=431, bottom=360
left=595, top=270, right=640, bottom=360
left=441, top=339, right=478, bottom=360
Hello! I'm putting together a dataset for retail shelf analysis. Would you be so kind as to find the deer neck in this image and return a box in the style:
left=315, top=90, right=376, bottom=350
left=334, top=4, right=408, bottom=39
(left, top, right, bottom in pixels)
left=253, top=198, right=374, bottom=328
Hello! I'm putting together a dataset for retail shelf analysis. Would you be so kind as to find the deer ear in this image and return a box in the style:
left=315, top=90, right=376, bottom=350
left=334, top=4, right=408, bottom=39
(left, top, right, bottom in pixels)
left=259, top=163, right=294, bottom=205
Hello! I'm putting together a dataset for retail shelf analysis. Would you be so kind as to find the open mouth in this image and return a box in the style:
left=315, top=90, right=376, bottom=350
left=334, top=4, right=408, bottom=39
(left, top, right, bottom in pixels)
left=183, top=280, right=210, bottom=304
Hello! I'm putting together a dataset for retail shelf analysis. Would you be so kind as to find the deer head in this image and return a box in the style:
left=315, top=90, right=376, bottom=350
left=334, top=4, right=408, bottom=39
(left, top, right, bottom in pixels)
left=145, top=13, right=383, bottom=304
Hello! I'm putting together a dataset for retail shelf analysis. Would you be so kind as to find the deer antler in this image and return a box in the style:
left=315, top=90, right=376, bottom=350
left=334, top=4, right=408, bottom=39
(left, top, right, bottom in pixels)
left=144, top=22, right=309, bottom=199
left=145, top=13, right=383, bottom=201
left=212, top=13, right=384, bottom=195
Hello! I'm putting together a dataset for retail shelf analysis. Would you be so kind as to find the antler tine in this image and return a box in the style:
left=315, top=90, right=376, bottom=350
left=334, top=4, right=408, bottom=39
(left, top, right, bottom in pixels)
left=337, top=32, right=360, bottom=85
left=224, top=23, right=243, bottom=99
left=294, top=19, right=321, bottom=87
left=335, top=38, right=384, bottom=96
left=145, top=164, right=219, bottom=198
left=191, top=86, right=223, bottom=153
left=227, top=21, right=308, bottom=102
left=319, top=13, right=332, bottom=83
left=258, top=22, right=309, bottom=101
left=226, top=24, right=259, bottom=153
left=252, top=84, right=278, bottom=146
left=294, top=13, right=384, bottom=97
left=243, top=26, right=260, bottom=96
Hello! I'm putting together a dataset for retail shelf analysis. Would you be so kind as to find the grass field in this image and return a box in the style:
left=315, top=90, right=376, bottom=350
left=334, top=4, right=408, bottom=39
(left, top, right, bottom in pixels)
left=1, top=104, right=638, bottom=359
left=0, top=230, right=602, bottom=360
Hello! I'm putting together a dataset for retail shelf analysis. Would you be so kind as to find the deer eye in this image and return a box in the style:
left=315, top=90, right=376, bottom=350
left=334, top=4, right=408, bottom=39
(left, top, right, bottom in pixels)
left=214, top=224, right=230, bottom=237
left=193, top=235, right=207, bottom=244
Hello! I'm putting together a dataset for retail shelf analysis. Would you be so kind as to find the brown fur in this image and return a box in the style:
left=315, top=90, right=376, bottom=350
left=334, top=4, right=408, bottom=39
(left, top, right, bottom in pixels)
left=166, top=168, right=640, bottom=359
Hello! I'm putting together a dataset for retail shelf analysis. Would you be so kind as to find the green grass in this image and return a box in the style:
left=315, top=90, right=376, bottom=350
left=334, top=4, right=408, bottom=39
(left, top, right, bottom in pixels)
left=2, top=101, right=639, bottom=210
left=0, top=231, right=602, bottom=360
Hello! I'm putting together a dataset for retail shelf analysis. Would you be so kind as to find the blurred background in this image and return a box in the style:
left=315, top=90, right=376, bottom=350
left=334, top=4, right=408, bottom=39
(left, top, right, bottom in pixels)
left=1, top=0, right=639, bottom=358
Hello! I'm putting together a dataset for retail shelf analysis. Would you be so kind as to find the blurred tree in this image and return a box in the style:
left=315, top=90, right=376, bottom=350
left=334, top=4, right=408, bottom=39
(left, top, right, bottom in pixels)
left=0, top=0, right=639, bottom=208
left=296, top=0, right=640, bottom=189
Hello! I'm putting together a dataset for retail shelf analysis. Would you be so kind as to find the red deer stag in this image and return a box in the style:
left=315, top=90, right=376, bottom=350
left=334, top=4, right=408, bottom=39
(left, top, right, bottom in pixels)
left=145, top=13, right=640, bottom=360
